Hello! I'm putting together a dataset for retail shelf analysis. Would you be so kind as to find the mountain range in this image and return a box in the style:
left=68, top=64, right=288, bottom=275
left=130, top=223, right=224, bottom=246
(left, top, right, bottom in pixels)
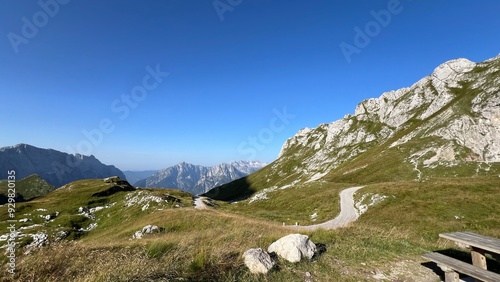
left=0, top=144, right=266, bottom=196
left=0, top=144, right=126, bottom=187
left=135, top=161, right=267, bottom=194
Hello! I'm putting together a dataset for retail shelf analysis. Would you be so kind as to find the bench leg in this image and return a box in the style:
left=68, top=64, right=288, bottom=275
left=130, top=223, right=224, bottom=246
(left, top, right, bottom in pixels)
left=438, top=265, right=460, bottom=282
left=470, top=248, right=487, bottom=282
left=471, top=247, right=487, bottom=270
left=444, top=271, right=460, bottom=282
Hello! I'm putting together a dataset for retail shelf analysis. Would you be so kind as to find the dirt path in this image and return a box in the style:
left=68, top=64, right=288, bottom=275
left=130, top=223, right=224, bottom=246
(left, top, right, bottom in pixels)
left=290, top=186, right=364, bottom=231
left=193, top=196, right=208, bottom=209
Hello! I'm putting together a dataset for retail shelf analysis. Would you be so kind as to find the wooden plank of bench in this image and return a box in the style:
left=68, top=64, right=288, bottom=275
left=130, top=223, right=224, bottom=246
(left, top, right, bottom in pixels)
left=422, top=252, right=500, bottom=282
left=440, top=232, right=500, bottom=254
left=440, top=232, right=500, bottom=270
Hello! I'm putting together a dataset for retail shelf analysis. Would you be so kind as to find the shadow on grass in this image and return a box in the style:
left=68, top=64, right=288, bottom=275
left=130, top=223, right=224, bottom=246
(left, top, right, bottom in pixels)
left=0, top=193, right=25, bottom=204
left=91, top=184, right=135, bottom=197
left=202, top=177, right=256, bottom=202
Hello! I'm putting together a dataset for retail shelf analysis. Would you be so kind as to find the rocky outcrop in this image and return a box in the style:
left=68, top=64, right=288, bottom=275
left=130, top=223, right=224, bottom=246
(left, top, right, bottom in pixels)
left=267, top=234, right=317, bottom=263
left=242, top=248, right=275, bottom=274
left=271, top=54, right=500, bottom=184
left=0, top=144, right=126, bottom=187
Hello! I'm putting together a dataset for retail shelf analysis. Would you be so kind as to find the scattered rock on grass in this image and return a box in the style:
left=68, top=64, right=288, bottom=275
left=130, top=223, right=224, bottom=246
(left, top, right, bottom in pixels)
left=24, top=232, right=49, bottom=254
left=133, top=231, right=143, bottom=239
left=142, top=225, right=160, bottom=234
left=132, top=225, right=162, bottom=239
left=242, top=248, right=275, bottom=274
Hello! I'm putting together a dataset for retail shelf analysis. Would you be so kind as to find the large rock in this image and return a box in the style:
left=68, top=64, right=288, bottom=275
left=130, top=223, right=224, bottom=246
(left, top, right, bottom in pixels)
left=268, top=234, right=317, bottom=263
left=242, top=248, right=275, bottom=274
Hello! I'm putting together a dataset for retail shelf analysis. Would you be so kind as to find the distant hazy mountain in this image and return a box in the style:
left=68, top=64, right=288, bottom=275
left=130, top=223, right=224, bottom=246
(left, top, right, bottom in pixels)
left=0, top=144, right=126, bottom=187
left=135, top=161, right=267, bottom=194
left=123, top=170, right=158, bottom=184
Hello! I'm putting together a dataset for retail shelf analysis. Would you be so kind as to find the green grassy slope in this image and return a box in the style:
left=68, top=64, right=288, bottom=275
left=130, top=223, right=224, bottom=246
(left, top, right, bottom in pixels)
left=0, top=174, right=55, bottom=204
left=2, top=176, right=500, bottom=281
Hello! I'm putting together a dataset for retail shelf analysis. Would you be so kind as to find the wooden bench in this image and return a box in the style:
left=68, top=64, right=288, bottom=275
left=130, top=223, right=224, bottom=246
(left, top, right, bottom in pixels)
left=440, top=232, right=500, bottom=270
left=422, top=252, right=500, bottom=282
left=422, top=232, right=500, bottom=282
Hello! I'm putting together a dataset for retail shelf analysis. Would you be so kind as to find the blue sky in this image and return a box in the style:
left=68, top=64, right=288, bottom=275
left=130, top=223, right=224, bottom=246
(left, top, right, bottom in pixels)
left=1, top=0, right=500, bottom=170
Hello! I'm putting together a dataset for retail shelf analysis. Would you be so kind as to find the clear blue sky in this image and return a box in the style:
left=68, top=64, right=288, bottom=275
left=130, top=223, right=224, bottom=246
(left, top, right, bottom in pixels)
left=1, top=0, right=499, bottom=170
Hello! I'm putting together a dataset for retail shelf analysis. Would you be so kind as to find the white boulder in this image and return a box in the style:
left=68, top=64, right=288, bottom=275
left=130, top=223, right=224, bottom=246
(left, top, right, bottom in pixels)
left=242, top=248, right=275, bottom=274
left=142, top=225, right=160, bottom=234
left=268, top=234, right=317, bottom=263
left=132, top=225, right=161, bottom=239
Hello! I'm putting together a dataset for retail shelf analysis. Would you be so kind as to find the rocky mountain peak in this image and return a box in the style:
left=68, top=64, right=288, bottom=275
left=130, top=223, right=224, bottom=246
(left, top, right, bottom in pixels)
left=271, top=54, right=500, bottom=186
left=135, top=161, right=267, bottom=194
left=431, top=58, right=476, bottom=91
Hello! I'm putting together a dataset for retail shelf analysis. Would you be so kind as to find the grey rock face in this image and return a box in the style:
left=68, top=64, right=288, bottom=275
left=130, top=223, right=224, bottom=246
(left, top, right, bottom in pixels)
left=0, top=144, right=126, bottom=187
left=274, top=55, right=500, bottom=183
left=135, top=161, right=266, bottom=194
left=242, top=248, right=275, bottom=274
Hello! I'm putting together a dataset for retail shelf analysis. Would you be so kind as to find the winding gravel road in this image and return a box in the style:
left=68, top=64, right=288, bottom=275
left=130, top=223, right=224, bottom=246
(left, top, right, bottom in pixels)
left=193, top=186, right=365, bottom=231
left=193, top=196, right=208, bottom=209
left=291, top=186, right=364, bottom=231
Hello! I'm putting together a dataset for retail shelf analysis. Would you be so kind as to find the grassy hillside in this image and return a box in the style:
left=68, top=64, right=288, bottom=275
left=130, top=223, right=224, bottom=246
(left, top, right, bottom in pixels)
left=2, top=176, right=500, bottom=281
left=0, top=174, right=55, bottom=204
